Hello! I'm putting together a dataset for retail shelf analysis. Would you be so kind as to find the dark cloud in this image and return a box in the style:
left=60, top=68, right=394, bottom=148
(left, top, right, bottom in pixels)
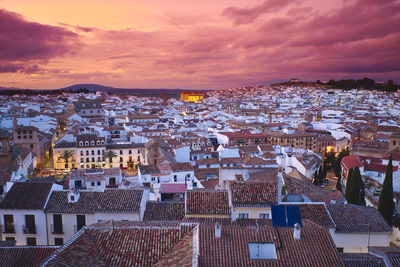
left=0, top=8, right=81, bottom=73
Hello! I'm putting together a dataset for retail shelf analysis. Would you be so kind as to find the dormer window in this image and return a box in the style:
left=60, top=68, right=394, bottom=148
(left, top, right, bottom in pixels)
left=79, top=141, right=83, bottom=146
left=101, top=141, right=105, bottom=145
left=97, top=141, right=100, bottom=145
left=91, top=141, right=95, bottom=146
left=85, top=141, right=89, bottom=146
left=68, top=191, right=80, bottom=203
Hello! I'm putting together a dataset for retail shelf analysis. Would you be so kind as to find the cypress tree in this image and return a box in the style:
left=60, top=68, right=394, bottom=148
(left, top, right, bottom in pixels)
left=353, top=167, right=365, bottom=205
left=318, top=165, right=324, bottom=185
left=378, top=155, right=394, bottom=225
left=345, top=168, right=354, bottom=203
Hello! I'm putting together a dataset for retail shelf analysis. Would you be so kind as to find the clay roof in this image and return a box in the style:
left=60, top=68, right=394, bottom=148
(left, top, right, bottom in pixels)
left=0, top=246, right=58, bottom=267
left=0, top=182, right=53, bottom=210
left=230, top=181, right=277, bottom=207
left=341, top=155, right=364, bottom=171
left=143, top=201, right=185, bottom=221
left=326, top=204, right=392, bottom=233
left=42, top=221, right=194, bottom=267
left=186, top=189, right=230, bottom=215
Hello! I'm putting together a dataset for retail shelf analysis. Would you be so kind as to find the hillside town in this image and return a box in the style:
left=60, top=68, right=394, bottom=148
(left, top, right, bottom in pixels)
left=0, top=83, right=399, bottom=266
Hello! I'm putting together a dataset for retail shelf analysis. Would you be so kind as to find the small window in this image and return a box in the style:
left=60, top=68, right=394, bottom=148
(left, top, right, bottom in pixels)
left=85, top=141, right=89, bottom=146
left=259, top=213, right=269, bottom=219
left=91, top=182, right=95, bottom=186
left=5, top=237, right=15, bottom=241
left=27, top=238, right=37, bottom=246
left=239, top=213, right=249, bottom=219
left=97, top=181, right=101, bottom=186
left=54, top=238, right=63, bottom=246
left=97, top=141, right=100, bottom=145
left=129, top=150, right=132, bottom=154
left=70, top=195, right=75, bottom=201
left=91, top=141, right=95, bottom=146
left=91, top=150, right=94, bottom=155
left=80, top=151, right=83, bottom=156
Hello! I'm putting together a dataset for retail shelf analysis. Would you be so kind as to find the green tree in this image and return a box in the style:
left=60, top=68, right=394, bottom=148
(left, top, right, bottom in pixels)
left=60, top=150, right=74, bottom=170
left=318, top=165, right=324, bottom=185
left=378, top=155, right=395, bottom=225
left=345, top=168, right=354, bottom=202
left=353, top=167, right=365, bottom=205
left=104, top=151, right=117, bottom=168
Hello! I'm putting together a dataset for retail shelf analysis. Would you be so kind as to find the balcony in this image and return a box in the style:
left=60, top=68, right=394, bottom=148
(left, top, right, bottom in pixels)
left=2, top=224, right=15, bottom=234
left=51, top=224, right=64, bottom=234
left=22, top=224, right=36, bottom=234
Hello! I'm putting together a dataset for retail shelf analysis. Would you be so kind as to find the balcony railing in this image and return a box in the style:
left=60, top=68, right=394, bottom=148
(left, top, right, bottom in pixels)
left=2, top=224, right=15, bottom=233
left=22, top=224, right=36, bottom=234
left=51, top=224, right=64, bottom=234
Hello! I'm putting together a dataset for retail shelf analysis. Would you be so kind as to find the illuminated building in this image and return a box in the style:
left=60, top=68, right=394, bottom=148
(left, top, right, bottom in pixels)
left=180, top=91, right=205, bottom=103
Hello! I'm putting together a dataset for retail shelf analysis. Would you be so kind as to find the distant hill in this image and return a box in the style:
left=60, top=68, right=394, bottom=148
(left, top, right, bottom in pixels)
left=0, top=83, right=213, bottom=98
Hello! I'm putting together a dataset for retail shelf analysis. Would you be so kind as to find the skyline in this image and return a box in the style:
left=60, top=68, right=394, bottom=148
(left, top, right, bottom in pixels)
left=0, top=0, right=399, bottom=89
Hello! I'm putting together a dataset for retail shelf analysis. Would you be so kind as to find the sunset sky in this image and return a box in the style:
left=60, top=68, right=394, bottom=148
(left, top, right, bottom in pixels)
left=0, top=0, right=399, bottom=89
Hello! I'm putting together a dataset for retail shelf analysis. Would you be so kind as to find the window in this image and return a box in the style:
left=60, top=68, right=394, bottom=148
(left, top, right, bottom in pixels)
left=86, top=151, right=89, bottom=156
left=238, top=213, right=249, bottom=219
left=85, top=141, right=89, bottom=146
left=50, top=213, right=63, bottom=232
left=86, top=158, right=89, bottom=163
left=98, top=157, right=101, bottom=162
left=337, top=248, right=344, bottom=253
left=109, top=177, right=116, bottom=186
left=70, top=195, right=75, bottom=201
left=97, top=141, right=100, bottom=145
left=4, top=215, right=15, bottom=233
left=24, top=215, right=36, bottom=234
left=30, top=144, right=33, bottom=149
left=187, top=174, right=191, bottom=178
left=80, top=151, right=83, bottom=156
left=54, top=238, right=63, bottom=246
left=5, top=237, right=15, bottom=241
left=91, top=141, right=95, bottom=146
left=79, top=141, right=83, bottom=146
left=259, top=213, right=269, bottom=219
left=92, top=157, right=95, bottom=162
left=120, top=150, right=123, bottom=155
left=76, top=215, right=86, bottom=231
left=98, top=150, right=101, bottom=155
left=91, top=182, right=95, bottom=186
left=27, top=238, right=36, bottom=246
left=151, top=177, right=156, bottom=182
left=120, top=157, right=123, bottom=162
left=74, top=180, right=82, bottom=189
left=174, top=175, right=177, bottom=182
left=193, top=182, right=197, bottom=188
left=248, top=243, right=277, bottom=259
left=91, top=150, right=94, bottom=155
left=129, top=150, right=132, bottom=154
left=97, top=181, right=101, bottom=186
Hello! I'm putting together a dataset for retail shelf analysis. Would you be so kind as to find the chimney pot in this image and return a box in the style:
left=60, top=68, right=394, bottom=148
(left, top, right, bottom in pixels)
left=294, top=223, right=301, bottom=240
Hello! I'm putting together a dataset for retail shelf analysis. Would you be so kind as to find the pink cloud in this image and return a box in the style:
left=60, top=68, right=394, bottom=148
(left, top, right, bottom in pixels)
left=222, top=0, right=297, bottom=25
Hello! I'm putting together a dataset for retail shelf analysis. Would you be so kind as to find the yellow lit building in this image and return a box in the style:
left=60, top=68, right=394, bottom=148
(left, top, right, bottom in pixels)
left=180, top=91, right=205, bottom=103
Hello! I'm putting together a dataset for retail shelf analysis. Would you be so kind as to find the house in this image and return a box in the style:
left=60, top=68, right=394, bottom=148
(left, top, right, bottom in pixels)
left=0, top=182, right=63, bottom=245
left=44, top=189, right=148, bottom=246
left=76, top=134, right=106, bottom=169
left=105, top=142, right=145, bottom=169
left=69, top=168, right=123, bottom=190
left=327, top=204, right=392, bottom=253
left=0, top=245, right=57, bottom=267
left=143, top=201, right=185, bottom=221
left=73, top=99, right=104, bottom=118
left=230, top=181, right=277, bottom=219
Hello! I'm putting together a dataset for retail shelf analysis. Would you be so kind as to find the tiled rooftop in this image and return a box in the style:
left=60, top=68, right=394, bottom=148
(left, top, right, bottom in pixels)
left=230, top=181, right=277, bottom=207
left=186, top=189, right=230, bottom=215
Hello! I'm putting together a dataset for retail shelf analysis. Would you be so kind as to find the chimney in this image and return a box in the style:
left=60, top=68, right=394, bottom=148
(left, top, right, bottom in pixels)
left=215, top=223, right=221, bottom=238
left=293, top=223, right=301, bottom=240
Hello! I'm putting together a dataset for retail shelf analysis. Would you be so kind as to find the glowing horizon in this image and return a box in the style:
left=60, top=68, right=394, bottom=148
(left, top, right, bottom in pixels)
left=0, top=0, right=399, bottom=89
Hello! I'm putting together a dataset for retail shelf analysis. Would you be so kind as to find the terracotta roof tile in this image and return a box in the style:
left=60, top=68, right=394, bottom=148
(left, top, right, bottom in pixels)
left=231, top=181, right=277, bottom=207
left=186, top=189, right=230, bottom=215
left=143, top=201, right=185, bottom=221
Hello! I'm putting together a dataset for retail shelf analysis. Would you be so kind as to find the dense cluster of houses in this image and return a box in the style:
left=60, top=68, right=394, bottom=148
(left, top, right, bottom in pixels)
left=0, top=85, right=399, bottom=266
